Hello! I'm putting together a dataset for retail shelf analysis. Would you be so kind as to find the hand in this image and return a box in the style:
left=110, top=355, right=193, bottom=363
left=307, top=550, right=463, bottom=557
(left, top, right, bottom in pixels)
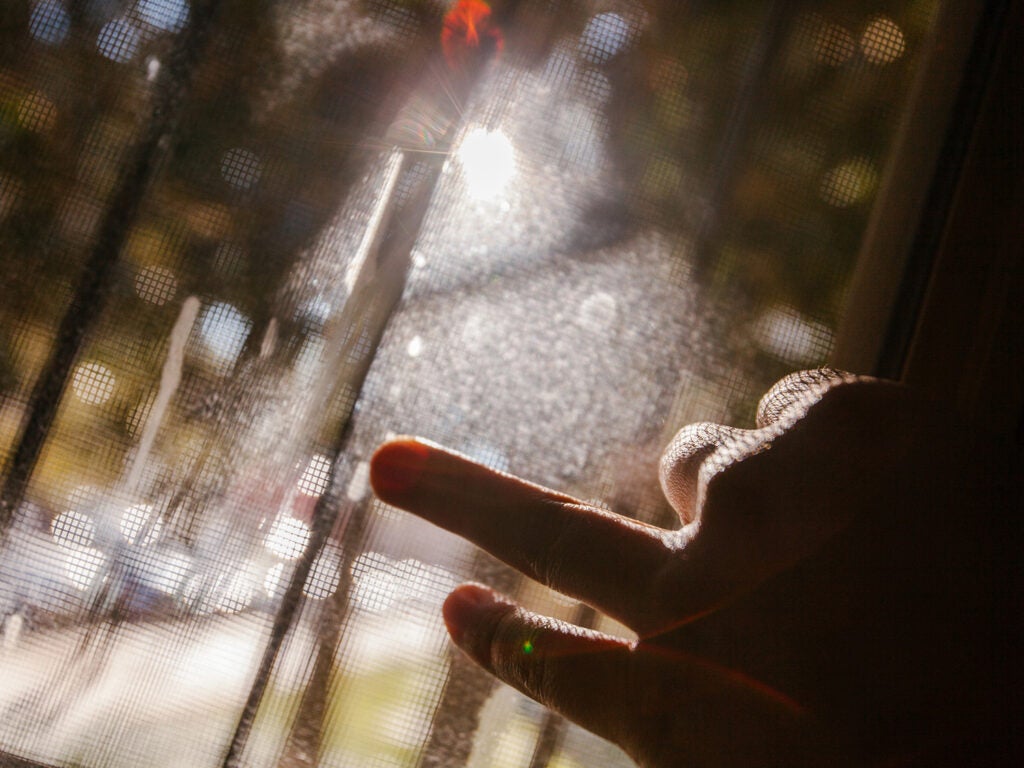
left=369, top=372, right=1017, bottom=767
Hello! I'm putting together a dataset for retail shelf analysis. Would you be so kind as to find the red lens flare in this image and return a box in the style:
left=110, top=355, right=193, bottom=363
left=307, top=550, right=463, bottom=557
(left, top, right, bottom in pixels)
left=441, top=0, right=504, bottom=72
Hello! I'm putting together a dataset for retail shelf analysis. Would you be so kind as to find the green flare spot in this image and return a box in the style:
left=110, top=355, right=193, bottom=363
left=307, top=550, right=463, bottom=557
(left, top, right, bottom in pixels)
left=522, top=640, right=534, bottom=654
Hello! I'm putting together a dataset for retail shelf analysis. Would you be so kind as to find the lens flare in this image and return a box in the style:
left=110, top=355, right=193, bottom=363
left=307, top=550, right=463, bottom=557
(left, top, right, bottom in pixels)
left=441, top=0, right=504, bottom=72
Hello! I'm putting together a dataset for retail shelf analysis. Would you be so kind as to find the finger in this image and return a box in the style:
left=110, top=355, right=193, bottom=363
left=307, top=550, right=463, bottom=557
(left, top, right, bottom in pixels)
left=370, top=438, right=675, bottom=631
left=443, top=584, right=828, bottom=768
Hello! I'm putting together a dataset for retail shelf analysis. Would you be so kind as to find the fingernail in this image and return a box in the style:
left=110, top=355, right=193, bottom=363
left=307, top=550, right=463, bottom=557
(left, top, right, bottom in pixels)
left=443, top=583, right=498, bottom=652
left=370, top=439, right=431, bottom=502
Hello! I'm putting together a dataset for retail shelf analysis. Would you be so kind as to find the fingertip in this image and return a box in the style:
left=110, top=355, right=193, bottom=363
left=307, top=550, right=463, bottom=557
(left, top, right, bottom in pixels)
left=442, top=583, right=503, bottom=654
left=369, top=437, right=432, bottom=504
left=444, top=587, right=638, bottom=749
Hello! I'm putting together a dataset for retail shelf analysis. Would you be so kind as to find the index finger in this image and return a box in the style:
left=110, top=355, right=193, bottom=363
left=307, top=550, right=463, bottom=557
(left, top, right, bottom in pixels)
left=370, top=438, right=676, bottom=632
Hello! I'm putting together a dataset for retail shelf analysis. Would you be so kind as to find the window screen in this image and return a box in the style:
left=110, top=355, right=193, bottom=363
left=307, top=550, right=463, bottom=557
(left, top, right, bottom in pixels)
left=0, top=1, right=944, bottom=766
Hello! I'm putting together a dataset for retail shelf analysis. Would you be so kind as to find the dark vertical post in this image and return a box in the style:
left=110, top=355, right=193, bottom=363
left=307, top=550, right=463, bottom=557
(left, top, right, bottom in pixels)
left=0, top=0, right=225, bottom=533
left=693, top=1, right=793, bottom=268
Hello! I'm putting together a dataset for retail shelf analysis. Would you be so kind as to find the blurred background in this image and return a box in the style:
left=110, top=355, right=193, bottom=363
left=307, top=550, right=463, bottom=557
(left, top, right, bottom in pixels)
left=0, top=1, right=950, bottom=766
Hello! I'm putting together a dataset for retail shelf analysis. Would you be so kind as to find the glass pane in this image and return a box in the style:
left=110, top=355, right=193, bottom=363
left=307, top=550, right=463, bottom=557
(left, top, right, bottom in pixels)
left=1, top=1, right=942, bottom=766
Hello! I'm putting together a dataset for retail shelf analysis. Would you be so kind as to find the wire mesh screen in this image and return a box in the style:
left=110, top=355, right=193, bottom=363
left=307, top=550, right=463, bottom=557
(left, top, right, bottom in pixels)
left=1, top=1, right=939, bottom=766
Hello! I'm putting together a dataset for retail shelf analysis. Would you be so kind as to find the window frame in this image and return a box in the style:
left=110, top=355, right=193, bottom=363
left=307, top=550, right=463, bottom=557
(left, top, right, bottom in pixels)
left=834, top=0, right=1022, bottom=442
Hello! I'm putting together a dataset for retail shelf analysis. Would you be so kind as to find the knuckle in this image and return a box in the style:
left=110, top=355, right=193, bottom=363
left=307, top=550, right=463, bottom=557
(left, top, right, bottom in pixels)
left=488, top=609, right=549, bottom=697
left=532, top=499, right=584, bottom=590
left=755, top=368, right=854, bottom=428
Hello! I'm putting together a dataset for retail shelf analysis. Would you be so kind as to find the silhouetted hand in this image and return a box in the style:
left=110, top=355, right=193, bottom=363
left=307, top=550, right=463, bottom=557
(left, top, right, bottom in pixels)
left=370, top=371, right=1018, bottom=767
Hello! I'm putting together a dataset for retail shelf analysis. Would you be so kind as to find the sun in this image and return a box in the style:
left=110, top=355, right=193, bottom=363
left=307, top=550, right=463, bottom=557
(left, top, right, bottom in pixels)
left=456, top=127, right=516, bottom=201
